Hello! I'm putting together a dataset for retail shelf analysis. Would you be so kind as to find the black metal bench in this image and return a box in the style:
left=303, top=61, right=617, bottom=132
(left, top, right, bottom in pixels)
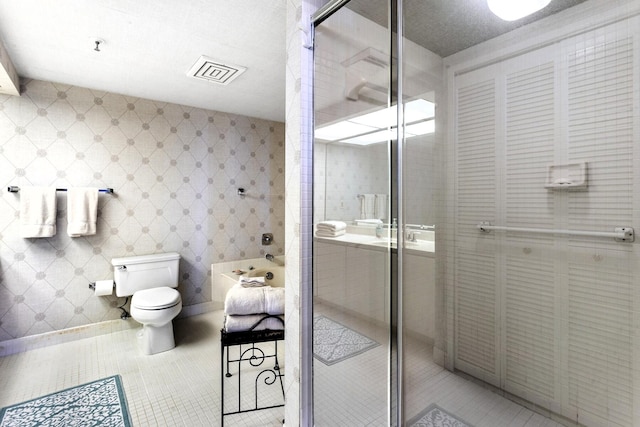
left=220, top=316, right=285, bottom=427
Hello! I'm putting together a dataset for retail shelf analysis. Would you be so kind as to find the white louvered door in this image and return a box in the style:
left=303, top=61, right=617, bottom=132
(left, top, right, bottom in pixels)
left=453, top=16, right=640, bottom=426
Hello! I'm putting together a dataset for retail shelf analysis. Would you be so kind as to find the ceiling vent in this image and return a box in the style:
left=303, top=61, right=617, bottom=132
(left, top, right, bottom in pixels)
left=187, top=56, right=246, bottom=85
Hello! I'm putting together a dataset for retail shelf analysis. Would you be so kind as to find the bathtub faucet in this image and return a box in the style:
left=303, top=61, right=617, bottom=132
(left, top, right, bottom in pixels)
left=266, top=253, right=275, bottom=262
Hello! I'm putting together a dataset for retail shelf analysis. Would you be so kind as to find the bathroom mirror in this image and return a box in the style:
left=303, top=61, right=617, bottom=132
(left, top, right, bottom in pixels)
left=314, top=91, right=438, bottom=227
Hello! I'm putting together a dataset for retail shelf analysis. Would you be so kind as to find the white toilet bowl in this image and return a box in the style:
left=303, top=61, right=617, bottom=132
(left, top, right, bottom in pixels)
left=131, top=287, right=182, bottom=355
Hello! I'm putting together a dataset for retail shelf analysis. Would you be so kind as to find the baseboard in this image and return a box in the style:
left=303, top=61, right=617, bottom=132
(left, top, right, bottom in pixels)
left=0, top=302, right=218, bottom=357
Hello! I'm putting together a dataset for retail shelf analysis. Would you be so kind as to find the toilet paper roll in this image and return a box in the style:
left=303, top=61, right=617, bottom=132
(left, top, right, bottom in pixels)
left=94, top=279, right=114, bottom=296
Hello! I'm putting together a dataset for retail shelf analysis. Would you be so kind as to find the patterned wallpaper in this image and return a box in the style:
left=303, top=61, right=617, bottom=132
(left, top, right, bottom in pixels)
left=0, top=79, right=285, bottom=341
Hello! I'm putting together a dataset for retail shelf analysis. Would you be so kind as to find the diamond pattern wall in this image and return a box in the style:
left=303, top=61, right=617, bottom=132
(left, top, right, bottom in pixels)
left=0, top=79, right=285, bottom=341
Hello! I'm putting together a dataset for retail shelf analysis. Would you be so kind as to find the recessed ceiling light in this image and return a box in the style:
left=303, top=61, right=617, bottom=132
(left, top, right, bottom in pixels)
left=487, top=0, right=551, bottom=21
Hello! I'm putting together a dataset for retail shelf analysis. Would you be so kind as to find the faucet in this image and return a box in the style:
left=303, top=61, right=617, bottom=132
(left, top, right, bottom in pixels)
left=266, top=253, right=275, bottom=262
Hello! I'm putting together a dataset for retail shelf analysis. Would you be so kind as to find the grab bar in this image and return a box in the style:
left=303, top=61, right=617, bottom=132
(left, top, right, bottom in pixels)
left=405, top=224, right=435, bottom=231
left=7, top=186, right=114, bottom=194
left=477, top=222, right=634, bottom=242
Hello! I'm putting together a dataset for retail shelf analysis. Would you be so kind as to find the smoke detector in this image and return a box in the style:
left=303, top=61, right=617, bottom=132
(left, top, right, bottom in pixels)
left=187, top=56, right=246, bottom=85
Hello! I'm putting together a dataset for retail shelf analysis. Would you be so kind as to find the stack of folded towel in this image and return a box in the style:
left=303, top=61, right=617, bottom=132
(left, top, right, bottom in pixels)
left=223, top=283, right=285, bottom=332
left=239, top=276, right=266, bottom=288
left=315, top=220, right=347, bottom=237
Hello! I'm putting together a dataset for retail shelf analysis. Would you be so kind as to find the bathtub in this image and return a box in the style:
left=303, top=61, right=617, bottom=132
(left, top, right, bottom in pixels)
left=211, top=256, right=285, bottom=308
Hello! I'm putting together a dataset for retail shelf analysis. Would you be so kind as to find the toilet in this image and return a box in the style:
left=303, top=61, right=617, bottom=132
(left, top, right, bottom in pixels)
left=111, top=252, right=182, bottom=355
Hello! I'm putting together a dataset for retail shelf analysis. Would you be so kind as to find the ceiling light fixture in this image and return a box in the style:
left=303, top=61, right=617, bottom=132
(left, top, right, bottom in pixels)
left=487, top=0, right=551, bottom=21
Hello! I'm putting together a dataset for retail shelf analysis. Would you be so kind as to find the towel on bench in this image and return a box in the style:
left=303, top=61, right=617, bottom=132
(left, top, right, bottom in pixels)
left=224, top=314, right=284, bottom=332
left=224, top=285, right=285, bottom=316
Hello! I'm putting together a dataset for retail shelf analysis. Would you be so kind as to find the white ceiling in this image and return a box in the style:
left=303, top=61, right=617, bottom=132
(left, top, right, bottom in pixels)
left=0, top=0, right=287, bottom=122
left=0, top=0, right=591, bottom=124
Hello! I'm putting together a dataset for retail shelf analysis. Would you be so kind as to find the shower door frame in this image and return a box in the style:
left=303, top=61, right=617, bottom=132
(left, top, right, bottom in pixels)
left=310, top=0, right=407, bottom=425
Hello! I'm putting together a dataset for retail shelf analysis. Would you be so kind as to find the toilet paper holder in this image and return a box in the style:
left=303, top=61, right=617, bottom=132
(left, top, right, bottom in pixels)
left=88, top=281, right=115, bottom=291
left=89, top=281, right=131, bottom=320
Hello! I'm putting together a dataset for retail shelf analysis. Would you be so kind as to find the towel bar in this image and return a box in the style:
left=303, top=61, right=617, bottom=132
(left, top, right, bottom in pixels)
left=7, top=186, right=114, bottom=194
left=477, top=222, right=634, bottom=242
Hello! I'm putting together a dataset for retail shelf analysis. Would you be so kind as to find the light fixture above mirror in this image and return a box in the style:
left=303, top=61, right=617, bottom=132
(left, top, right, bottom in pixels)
left=315, top=99, right=435, bottom=145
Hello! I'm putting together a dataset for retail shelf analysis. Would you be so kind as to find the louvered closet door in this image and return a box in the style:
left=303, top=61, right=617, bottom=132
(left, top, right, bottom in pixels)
left=454, top=15, right=640, bottom=426
left=501, top=50, right=560, bottom=413
left=454, top=69, right=501, bottom=387
left=563, top=26, right=637, bottom=427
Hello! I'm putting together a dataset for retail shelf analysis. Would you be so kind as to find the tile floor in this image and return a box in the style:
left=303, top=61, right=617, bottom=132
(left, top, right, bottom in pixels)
left=0, top=310, right=285, bottom=427
left=0, top=307, right=567, bottom=427
left=314, top=302, right=567, bottom=427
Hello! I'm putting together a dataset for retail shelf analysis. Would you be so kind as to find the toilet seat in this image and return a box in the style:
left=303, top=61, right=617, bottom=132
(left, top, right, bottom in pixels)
left=132, top=287, right=181, bottom=310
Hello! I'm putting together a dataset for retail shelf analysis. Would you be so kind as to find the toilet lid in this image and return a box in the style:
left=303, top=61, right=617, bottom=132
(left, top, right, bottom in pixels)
left=132, top=287, right=181, bottom=310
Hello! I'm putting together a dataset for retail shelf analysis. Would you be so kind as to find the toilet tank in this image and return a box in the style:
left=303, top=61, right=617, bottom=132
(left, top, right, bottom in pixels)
left=111, top=252, right=180, bottom=297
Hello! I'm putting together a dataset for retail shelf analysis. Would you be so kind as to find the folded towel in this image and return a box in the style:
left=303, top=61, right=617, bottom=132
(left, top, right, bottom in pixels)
left=224, top=285, right=285, bottom=315
left=20, top=186, right=57, bottom=238
left=354, top=219, right=383, bottom=226
left=240, top=276, right=266, bottom=288
left=67, top=187, right=99, bottom=237
left=315, top=229, right=346, bottom=238
left=224, top=314, right=284, bottom=332
left=264, top=287, right=285, bottom=315
left=316, top=220, right=347, bottom=232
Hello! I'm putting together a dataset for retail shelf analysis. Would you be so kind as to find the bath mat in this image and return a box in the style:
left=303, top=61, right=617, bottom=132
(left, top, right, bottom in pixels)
left=407, top=404, right=473, bottom=427
left=313, top=315, right=379, bottom=365
left=0, top=375, right=132, bottom=427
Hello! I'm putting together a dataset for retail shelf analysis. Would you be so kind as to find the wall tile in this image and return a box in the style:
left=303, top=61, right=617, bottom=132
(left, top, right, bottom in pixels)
left=0, top=78, right=285, bottom=340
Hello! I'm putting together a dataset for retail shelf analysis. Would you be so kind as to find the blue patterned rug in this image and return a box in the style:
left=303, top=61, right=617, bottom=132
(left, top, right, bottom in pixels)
left=0, top=375, right=132, bottom=427
left=313, top=315, right=379, bottom=365
left=407, top=404, right=473, bottom=427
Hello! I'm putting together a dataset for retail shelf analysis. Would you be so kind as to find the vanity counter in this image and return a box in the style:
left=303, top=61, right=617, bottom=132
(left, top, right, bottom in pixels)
left=313, top=226, right=434, bottom=257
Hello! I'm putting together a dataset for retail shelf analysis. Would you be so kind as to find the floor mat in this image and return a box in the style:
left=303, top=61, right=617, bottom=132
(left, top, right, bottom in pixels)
left=407, top=404, right=473, bottom=427
left=0, top=375, right=132, bottom=427
left=313, top=315, right=379, bottom=365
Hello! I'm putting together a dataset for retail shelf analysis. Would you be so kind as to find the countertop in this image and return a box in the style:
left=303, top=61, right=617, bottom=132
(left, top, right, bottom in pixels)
left=314, top=226, right=434, bottom=257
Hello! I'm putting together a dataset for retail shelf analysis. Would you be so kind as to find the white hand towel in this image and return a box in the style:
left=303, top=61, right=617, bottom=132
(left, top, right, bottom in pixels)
left=67, top=187, right=99, bottom=237
left=360, top=194, right=375, bottom=219
left=374, top=194, right=387, bottom=220
left=20, top=186, right=57, bottom=238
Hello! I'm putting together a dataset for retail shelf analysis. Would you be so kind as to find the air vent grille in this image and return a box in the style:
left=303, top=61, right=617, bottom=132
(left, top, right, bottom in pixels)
left=187, top=56, right=246, bottom=85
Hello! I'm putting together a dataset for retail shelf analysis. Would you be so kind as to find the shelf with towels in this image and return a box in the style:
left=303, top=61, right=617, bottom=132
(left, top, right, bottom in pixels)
left=7, top=186, right=115, bottom=194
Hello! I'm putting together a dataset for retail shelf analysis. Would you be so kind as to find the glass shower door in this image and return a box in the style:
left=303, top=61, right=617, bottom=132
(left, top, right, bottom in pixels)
left=312, top=1, right=393, bottom=425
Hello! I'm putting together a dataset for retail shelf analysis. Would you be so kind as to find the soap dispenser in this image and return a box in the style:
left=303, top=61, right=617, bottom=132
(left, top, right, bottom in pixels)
left=375, top=223, right=383, bottom=238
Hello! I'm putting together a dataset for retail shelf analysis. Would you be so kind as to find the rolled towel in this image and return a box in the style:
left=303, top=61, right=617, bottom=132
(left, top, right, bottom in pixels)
left=224, top=314, right=284, bottom=332
left=20, top=186, right=57, bottom=238
left=316, top=220, right=347, bottom=232
left=315, top=229, right=346, bottom=238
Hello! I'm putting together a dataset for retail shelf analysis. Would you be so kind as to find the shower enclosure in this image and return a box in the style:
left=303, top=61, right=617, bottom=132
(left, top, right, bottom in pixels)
left=311, top=0, right=640, bottom=426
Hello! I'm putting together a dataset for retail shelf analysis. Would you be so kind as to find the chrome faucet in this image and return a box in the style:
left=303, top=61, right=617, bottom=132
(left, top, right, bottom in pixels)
left=266, top=253, right=275, bottom=262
